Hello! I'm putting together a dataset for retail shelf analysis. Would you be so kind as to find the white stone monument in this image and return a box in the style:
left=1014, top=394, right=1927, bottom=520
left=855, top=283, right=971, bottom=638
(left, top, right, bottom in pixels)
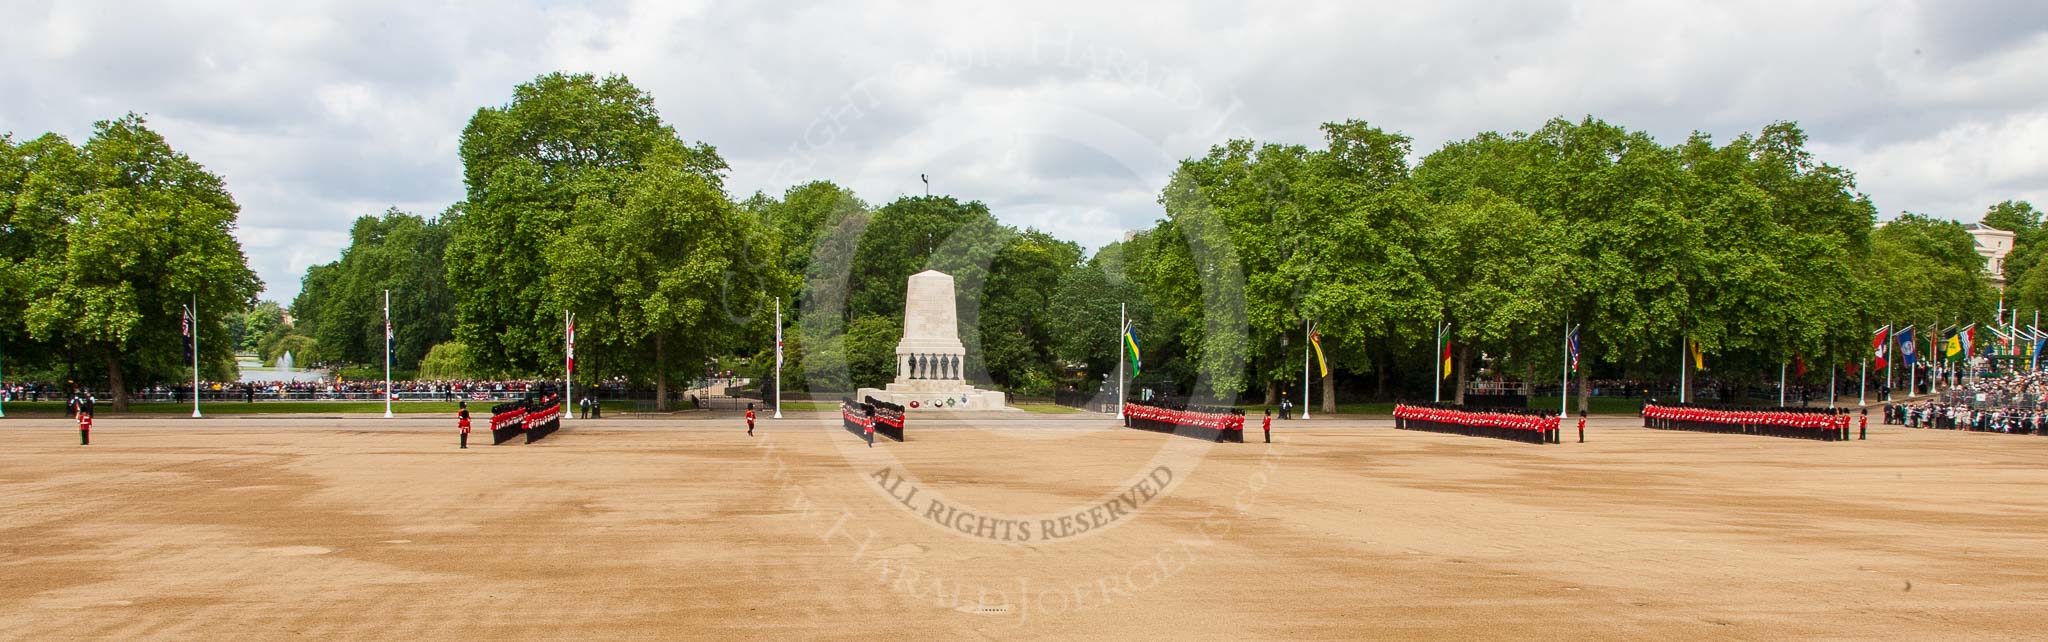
left=857, top=270, right=1008, bottom=410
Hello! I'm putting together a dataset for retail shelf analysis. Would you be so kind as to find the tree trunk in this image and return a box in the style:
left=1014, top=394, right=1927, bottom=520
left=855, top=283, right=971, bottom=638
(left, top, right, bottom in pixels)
left=655, top=334, right=670, bottom=412
left=1373, top=347, right=1392, bottom=399
left=1576, top=358, right=1591, bottom=416
left=1321, top=369, right=1336, bottom=413
left=1453, top=343, right=1472, bottom=404
left=1264, top=379, right=1279, bottom=406
left=1522, top=361, right=1535, bottom=399
left=106, top=348, right=129, bottom=412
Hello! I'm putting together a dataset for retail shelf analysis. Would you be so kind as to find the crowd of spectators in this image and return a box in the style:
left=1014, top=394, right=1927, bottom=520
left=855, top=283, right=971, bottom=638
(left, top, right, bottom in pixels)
left=1885, top=371, right=2048, bottom=434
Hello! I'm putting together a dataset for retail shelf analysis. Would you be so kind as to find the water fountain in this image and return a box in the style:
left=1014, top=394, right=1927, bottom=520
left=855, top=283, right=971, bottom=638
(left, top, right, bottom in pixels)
left=279, top=351, right=294, bottom=373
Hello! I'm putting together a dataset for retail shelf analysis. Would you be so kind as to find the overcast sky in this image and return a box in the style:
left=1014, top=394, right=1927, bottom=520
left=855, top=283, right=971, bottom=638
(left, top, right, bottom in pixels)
left=5, top=1, right=2045, bottom=303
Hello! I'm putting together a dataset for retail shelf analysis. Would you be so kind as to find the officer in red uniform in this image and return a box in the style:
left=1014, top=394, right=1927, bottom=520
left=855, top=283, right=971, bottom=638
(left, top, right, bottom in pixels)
left=78, top=408, right=92, bottom=445
left=457, top=401, right=472, bottom=449
left=746, top=402, right=757, bottom=436
left=1577, top=412, right=1587, bottom=443
left=1858, top=407, right=1868, bottom=441
left=1262, top=409, right=1272, bottom=443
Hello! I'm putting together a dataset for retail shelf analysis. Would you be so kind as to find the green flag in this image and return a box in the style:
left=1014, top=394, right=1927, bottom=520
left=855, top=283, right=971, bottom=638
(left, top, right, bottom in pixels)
left=1123, top=321, right=1141, bottom=376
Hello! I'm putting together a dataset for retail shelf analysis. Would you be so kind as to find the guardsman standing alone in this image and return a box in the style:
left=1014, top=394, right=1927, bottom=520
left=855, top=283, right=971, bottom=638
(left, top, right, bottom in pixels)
left=1262, top=409, right=1272, bottom=443
left=864, top=406, right=876, bottom=448
left=457, top=401, right=472, bottom=449
left=78, top=408, right=92, bottom=445
left=1577, top=411, right=1587, bottom=443
left=746, top=402, right=757, bottom=436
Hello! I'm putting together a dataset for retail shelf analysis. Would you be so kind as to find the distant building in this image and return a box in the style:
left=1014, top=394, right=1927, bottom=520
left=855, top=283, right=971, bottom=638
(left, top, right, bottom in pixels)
left=1963, top=222, right=2015, bottom=287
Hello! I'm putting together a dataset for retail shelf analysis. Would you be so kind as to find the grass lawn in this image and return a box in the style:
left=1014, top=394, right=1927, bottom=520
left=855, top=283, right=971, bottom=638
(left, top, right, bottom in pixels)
left=1013, top=402, right=1084, bottom=414
left=1232, top=395, right=1647, bottom=416
left=773, top=401, right=845, bottom=412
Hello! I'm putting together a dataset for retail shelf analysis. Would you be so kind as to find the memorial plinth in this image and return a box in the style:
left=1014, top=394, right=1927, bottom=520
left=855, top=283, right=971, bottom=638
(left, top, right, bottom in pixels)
left=856, top=270, right=1009, bottom=410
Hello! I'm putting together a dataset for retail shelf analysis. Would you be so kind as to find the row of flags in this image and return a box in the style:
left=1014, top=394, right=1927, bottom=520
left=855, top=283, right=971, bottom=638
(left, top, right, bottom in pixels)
left=1114, top=314, right=2048, bottom=384
left=1871, top=321, right=2048, bottom=369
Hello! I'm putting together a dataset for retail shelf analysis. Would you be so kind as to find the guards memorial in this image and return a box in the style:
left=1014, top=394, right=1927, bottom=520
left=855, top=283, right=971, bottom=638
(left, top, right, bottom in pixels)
left=857, top=270, right=1009, bottom=411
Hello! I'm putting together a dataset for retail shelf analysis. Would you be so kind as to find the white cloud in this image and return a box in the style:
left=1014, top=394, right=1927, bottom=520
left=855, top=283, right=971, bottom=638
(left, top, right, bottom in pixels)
left=3, top=0, right=2044, bottom=302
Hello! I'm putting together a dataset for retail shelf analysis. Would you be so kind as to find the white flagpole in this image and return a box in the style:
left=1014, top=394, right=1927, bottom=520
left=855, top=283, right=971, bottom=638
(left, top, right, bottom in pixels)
left=564, top=311, right=573, bottom=422
left=1301, top=319, right=1311, bottom=420
left=1908, top=329, right=1918, bottom=398
left=1859, top=359, right=1866, bottom=407
left=1885, top=326, right=1894, bottom=400
left=1117, top=303, right=1126, bottom=419
left=383, top=289, right=393, bottom=419
left=1779, top=361, right=1787, bottom=406
left=1835, top=352, right=1851, bottom=408
left=1559, top=320, right=1571, bottom=417
left=1433, top=321, right=1443, bottom=403
left=0, top=335, right=6, bottom=418
left=1679, top=336, right=1688, bottom=404
left=192, top=294, right=202, bottom=418
left=773, top=298, right=783, bottom=419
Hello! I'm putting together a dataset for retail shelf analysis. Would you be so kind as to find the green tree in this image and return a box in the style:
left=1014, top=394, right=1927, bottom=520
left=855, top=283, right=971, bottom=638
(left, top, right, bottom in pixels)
left=446, top=72, right=728, bottom=380
left=547, top=137, right=790, bottom=409
left=976, top=230, right=1082, bottom=393
left=417, top=341, right=469, bottom=379
left=228, top=301, right=286, bottom=353
left=1867, top=215, right=1995, bottom=334
left=14, top=115, right=261, bottom=410
left=290, top=209, right=455, bottom=370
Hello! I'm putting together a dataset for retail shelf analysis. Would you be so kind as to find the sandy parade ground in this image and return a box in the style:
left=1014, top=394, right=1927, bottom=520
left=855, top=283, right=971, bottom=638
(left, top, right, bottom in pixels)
left=4, top=409, right=2048, bottom=640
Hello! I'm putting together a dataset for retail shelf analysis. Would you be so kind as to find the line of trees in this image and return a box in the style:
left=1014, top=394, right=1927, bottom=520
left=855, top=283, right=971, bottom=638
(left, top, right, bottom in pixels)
left=10, top=72, right=2019, bottom=412
left=1089, top=118, right=2008, bottom=411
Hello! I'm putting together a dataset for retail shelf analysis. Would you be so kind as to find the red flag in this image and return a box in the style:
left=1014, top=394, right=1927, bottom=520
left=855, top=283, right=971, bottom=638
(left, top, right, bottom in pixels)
left=1793, top=355, right=1807, bottom=377
left=1871, top=326, right=1890, bottom=369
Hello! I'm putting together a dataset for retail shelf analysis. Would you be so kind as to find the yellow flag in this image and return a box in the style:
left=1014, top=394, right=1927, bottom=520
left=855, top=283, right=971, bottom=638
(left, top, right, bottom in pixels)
left=1688, top=339, right=1705, bottom=371
left=1309, top=331, right=1329, bottom=378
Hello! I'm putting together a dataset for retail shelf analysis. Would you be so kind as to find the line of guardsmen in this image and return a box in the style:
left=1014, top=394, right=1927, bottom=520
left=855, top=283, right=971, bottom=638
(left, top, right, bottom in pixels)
left=1392, top=402, right=1561, bottom=444
left=1641, top=404, right=1860, bottom=441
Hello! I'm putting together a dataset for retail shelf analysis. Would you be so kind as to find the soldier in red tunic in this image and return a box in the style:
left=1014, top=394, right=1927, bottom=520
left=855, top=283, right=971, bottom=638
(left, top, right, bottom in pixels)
left=746, top=402, right=757, bottom=436
left=78, top=408, right=92, bottom=446
left=457, top=401, right=472, bottom=449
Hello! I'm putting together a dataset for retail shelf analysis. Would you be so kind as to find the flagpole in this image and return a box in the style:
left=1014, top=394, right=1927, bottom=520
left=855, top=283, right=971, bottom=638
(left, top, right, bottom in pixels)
left=0, top=336, right=6, bottom=418
left=1679, top=336, right=1688, bottom=404
left=1779, top=361, right=1787, bottom=406
left=564, top=311, right=573, bottom=422
left=192, top=293, right=202, bottom=418
left=1559, top=318, right=1571, bottom=417
left=1859, top=359, right=1866, bottom=407
left=1117, top=302, right=1126, bottom=419
left=773, top=298, right=783, bottom=420
left=383, top=289, right=393, bottom=419
left=1909, top=327, right=1918, bottom=398
left=1835, top=352, right=1851, bottom=408
left=1434, top=321, right=1444, bottom=403
left=1301, top=319, right=1311, bottom=420
left=1885, top=325, right=1895, bottom=400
